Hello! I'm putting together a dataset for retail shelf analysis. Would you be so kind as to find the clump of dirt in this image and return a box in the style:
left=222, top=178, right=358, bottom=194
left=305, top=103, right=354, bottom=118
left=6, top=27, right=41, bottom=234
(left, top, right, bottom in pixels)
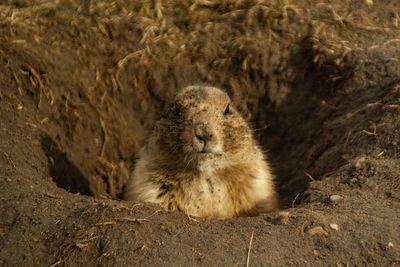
left=1, top=0, right=400, bottom=266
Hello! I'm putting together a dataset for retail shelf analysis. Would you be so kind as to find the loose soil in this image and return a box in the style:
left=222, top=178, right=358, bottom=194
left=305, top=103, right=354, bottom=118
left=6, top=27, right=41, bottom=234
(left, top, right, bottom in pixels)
left=1, top=1, right=400, bottom=266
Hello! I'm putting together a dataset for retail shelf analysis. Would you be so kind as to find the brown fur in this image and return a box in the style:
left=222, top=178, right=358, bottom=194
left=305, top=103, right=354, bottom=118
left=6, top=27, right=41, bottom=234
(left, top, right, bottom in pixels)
left=124, top=86, right=278, bottom=219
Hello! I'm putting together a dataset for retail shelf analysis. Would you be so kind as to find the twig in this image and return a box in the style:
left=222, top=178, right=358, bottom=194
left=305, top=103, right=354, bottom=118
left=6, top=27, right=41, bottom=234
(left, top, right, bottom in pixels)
left=383, top=39, right=400, bottom=47
left=117, top=49, right=144, bottom=69
left=49, top=260, right=63, bottom=267
left=298, top=221, right=308, bottom=235
left=342, top=129, right=352, bottom=150
left=292, top=193, right=301, bottom=209
left=11, top=70, right=23, bottom=95
left=383, top=104, right=400, bottom=110
left=99, top=117, right=107, bottom=158
left=43, top=193, right=64, bottom=199
left=95, top=221, right=117, bottom=226
left=112, top=210, right=162, bottom=224
left=361, top=130, right=376, bottom=136
left=116, top=218, right=149, bottom=223
left=304, top=172, right=315, bottom=181
left=186, top=214, right=199, bottom=223
left=145, top=210, right=162, bottom=219
left=3, top=152, right=16, bottom=169
left=25, top=65, right=44, bottom=108
left=110, top=73, right=119, bottom=92
left=24, top=65, right=54, bottom=107
left=246, top=231, right=255, bottom=267
left=115, top=49, right=145, bottom=92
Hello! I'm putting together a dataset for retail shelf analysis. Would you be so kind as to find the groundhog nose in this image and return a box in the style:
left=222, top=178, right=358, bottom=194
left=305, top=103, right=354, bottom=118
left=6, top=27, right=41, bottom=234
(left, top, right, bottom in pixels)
left=195, top=125, right=213, bottom=142
left=195, top=131, right=213, bottom=142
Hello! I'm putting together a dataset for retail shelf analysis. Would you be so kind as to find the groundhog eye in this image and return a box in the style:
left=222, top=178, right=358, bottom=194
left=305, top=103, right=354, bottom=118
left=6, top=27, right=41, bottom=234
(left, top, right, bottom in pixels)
left=223, top=104, right=232, bottom=116
left=170, top=102, right=182, bottom=117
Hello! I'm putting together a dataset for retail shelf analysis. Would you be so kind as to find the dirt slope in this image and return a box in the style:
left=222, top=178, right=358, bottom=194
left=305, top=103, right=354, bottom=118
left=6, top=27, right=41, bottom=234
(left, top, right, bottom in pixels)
left=0, top=0, right=399, bottom=266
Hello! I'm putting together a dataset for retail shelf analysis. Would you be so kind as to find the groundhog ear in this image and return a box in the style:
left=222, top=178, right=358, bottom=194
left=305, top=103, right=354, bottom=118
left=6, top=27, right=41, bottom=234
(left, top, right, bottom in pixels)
left=223, top=103, right=233, bottom=116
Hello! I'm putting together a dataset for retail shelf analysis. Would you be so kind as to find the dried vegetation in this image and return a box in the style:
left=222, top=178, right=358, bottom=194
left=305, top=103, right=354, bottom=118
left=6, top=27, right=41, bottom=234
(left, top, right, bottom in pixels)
left=1, top=1, right=400, bottom=265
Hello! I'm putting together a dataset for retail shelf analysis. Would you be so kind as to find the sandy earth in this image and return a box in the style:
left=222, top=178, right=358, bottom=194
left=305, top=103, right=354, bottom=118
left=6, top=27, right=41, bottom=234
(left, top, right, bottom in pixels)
left=0, top=0, right=400, bottom=266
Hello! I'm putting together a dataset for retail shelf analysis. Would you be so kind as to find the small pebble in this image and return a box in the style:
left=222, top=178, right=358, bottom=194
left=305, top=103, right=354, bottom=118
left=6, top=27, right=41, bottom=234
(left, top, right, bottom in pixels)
left=330, top=195, right=342, bottom=203
left=330, top=223, right=339, bottom=231
left=355, top=157, right=367, bottom=169
left=307, top=226, right=328, bottom=237
left=365, top=0, right=373, bottom=5
left=387, top=242, right=394, bottom=248
left=350, top=178, right=358, bottom=183
left=277, top=211, right=291, bottom=225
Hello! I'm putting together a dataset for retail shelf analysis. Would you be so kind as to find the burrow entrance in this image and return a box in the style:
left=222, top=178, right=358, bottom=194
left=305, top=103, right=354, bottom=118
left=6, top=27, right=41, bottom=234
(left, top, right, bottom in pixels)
left=40, top=47, right=345, bottom=208
left=5, top=0, right=393, bottom=208
left=42, top=44, right=398, bottom=210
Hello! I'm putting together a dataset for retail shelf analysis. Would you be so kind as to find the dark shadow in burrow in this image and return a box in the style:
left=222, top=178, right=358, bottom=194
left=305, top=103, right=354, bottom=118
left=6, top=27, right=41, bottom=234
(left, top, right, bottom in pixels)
left=41, top=135, right=91, bottom=195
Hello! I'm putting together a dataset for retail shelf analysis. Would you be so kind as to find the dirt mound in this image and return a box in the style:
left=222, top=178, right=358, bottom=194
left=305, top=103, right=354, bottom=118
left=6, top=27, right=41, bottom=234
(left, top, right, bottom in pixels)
left=1, top=0, right=399, bottom=266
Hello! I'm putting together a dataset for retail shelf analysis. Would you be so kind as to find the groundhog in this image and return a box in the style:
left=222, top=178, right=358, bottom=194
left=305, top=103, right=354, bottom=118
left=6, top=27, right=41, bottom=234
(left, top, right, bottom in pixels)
left=124, top=85, right=278, bottom=219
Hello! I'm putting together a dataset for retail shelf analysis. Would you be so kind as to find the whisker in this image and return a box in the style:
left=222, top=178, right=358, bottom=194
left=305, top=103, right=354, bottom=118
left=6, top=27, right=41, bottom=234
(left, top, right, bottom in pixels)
left=183, top=156, right=195, bottom=172
left=251, top=126, right=269, bottom=132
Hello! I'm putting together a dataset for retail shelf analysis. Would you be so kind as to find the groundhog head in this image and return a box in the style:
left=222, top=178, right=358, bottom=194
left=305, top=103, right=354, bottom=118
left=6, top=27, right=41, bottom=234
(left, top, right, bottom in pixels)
left=153, top=86, right=254, bottom=169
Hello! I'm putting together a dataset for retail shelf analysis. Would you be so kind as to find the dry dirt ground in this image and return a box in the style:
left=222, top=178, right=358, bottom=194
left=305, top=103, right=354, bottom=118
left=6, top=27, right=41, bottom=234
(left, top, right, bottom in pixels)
left=1, top=0, right=400, bottom=266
